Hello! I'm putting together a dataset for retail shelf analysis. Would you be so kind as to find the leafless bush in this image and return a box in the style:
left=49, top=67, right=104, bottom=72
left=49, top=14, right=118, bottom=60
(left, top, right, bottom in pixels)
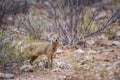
left=20, top=8, right=51, bottom=40
left=0, top=0, right=29, bottom=29
left=31, top=0, right=119, bottom=45
left=1, top=0, right=119, bottom=45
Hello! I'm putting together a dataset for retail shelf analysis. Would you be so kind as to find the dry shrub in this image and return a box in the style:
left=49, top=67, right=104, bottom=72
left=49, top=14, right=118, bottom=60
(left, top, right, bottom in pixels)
left=105, top=24, right=118, bottom=40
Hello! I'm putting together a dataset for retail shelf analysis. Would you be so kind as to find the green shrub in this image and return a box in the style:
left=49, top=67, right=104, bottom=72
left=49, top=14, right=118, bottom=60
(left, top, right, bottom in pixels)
left=105, top=26, right=117, bottom=40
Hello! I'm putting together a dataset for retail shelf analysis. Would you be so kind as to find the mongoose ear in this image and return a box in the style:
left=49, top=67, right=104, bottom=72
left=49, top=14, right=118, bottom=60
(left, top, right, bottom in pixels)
left=48, top=33, right=54, bottom=40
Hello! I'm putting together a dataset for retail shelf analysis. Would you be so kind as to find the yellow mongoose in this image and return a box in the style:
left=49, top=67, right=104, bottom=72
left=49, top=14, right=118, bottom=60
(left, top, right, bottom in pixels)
left=29, top=33, right=59, bottom=68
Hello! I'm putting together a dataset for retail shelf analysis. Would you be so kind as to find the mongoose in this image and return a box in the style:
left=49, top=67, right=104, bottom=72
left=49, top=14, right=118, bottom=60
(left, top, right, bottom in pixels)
left=29, top=33, right=59, bottom=68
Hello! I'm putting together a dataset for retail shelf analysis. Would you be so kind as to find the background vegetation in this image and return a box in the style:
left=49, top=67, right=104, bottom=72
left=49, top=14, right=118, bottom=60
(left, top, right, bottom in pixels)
left=0, top=0, right=120, bottom=79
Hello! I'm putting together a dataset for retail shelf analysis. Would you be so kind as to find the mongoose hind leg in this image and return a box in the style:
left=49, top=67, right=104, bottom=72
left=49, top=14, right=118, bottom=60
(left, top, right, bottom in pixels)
left=30, top=55, right=38, bottom=66
left=45, top=62, right=48, bottom=68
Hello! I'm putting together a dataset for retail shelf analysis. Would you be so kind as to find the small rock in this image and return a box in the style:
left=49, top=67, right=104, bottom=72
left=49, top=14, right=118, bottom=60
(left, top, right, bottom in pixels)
left=38, top=62, right=44, bottom=67
left=112, top=41, right=120, bottom=46
left=59, top=76, right=67, bottom=80
left=31, top=75, right=35, bottom=78
left=102, top=49, right=114, bottom=52
left=117, top=31, right=120, bottom=37
left=85, top=55, right=93, bottom=61
left=87, top=39, right=95, bottom=46
left=73, top=49, right=86, bottom=61
left=20, top=65, right=33, bottom=72
left=38, top=62, right=46, bottom=71
left=59, top=62, right=72, bottom=69
left=5, top=74, right=14, bottom=79
left=53, top=59, right=72, bottom=70
left=87, top=49, right=97, bottom=54
left=99, top=34, right=106, bottom=39
left=52, top=68, right=62, bottom=72
left=110, top=61, right=120, bottom=69
left=0, top=73, right=14, bottom=79
left=0, top=73, right=4, bottom=78
left=56, top=49, right=64, bottom=54
left=75, top=49, right=85, bottom=54
left=113, top=61, right=120, bottom=68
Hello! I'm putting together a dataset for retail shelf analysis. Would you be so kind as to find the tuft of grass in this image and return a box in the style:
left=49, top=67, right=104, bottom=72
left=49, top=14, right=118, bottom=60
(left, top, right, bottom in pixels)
left=0, top=43, right=17, bottom=66
left=18, top=51, right=30, bottom=62
left=105, top=26, right=117, bottom=40
left=70, top=61, right=81, bottom=71
left=0, top=54, right=6, bottom=67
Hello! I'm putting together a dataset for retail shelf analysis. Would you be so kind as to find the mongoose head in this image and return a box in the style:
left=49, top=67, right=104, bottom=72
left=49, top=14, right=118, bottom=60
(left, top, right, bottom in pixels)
left=52, top=34, right=59, bottom=43
left=48, top=33, right=60, bottom=43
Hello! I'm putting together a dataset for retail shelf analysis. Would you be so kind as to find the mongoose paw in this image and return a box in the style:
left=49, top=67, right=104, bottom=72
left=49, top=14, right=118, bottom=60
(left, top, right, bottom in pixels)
left=45, top=62, right=48, bottom=68
left=45, top=62, right=53, bottom=69
left=30, top=61, right=33, bottom=66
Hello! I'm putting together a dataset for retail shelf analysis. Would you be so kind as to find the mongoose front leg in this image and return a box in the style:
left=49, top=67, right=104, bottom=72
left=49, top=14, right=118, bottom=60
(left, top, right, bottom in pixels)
left=50, top=54, right=53, bottom=68
left=46, top=55, right=51, bottom=69
left=30, top=54, right=39, bottom=66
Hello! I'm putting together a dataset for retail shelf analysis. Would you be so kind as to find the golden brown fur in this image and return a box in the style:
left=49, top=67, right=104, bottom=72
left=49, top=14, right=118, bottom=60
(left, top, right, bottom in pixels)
left=27, top=34, right=59, bottom=68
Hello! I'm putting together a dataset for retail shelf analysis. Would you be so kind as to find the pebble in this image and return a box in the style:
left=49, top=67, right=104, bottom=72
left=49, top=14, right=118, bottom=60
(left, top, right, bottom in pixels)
left=0, top=72, right=14, bottom=79
left=112, top=41, right=120, bottom=46
left=75, top=49, right=85, bottom=54
left=56, top=49, right=64, bottom=54
left=87, top=49, right=97, bottom=54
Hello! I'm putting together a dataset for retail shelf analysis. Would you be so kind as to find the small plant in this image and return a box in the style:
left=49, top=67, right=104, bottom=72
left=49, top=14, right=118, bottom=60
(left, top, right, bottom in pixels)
left=0, top=31, right=26, bottom=66
left=70, top=61, right=81, bottom=71
left=18, top=51, right=30, bottom=62
left=0, top=53, right=6, bottom=67
left=105, top=26, right=117, bottom=40
left=0, top=43, right=17, bottom=67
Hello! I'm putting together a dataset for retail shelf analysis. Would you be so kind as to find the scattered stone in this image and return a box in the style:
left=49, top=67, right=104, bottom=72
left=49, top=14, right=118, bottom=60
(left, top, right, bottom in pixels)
left=73, top=49, right=86, bottom=61
left=5, top=74, right=14, bottom=79
left=56, top=49, right=64, bottom=54
left=60, top=62, right=71, bottom=69
left=87, top=49, right=97, bottom=54
left=0, top=73, right=14, bottom=79
left=59, top=76, right=67, bottom=80
left=85, top=55, right=94, bottom=61
left=117, top=57, right=120, bottom=61
left=112, top=41, right=120, bottom=46
left=87, top=39, right=95, bottom=46
left=58, top=62, right=72, bottom=69
left=31, top=75, right=35, bottom=78
left=117, top=31, right=120, bottom=37
left=20, top=65, right=33, bottom=72
left=52, top=68, right=62, bottom=72
left=38, top=62, right=44, bottom=67
left=110, top=61, right=120, bottom=69
left=38, top=62, right=46, bottom=71
left=102, top=49, right=114, bottom=52
left=75, top=49, right=85, bottom=54
left=0, top=73, right=4, bottom=78
left=53, top=59, right=73, bottom=70
left=95, top=73, right=102, bottom=80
